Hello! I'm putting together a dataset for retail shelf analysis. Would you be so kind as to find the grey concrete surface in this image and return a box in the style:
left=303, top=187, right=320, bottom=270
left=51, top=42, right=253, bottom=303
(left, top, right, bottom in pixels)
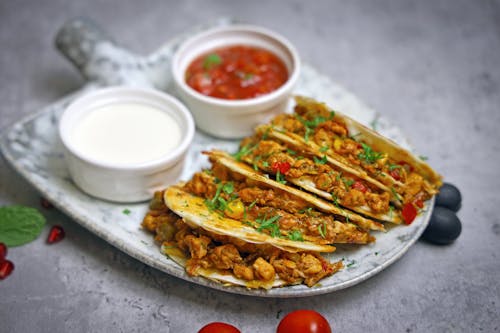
left=1, top=0, right=499, bottom=332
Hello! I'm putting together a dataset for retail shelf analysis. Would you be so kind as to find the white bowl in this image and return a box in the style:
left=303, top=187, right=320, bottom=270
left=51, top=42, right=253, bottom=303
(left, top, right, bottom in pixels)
left=59, top=86, right=195, bottom=203
left=171, top=25, right=300, bottom=139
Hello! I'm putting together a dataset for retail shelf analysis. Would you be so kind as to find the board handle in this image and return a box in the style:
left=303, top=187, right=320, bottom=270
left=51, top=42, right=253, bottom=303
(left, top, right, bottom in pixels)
left=55, top=17, right=153, bottom=87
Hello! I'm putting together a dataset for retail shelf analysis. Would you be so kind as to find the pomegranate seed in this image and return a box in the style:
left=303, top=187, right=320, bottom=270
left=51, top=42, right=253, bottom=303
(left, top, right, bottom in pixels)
left=0, top=260, right=14, bottom=280
left=0, top=243, right=7, bottom=263
left=40, top=197, right=54, bottom=209
left=47, top=225, right=65, bottom=244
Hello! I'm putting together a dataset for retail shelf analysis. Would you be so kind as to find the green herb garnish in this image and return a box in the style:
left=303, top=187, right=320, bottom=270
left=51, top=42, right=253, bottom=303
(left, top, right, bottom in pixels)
left=232, top=144, right=256, bottom=161
left=122, top=209, right=131, bottom=215
left=256, top=214, right=282, bottom=238
left=205, top=181, right=235, bottom=212
left=390, top=187, right=401, bottom=201
left=388, top=163, right=401, bottom=171
left=275, top=170, right=287, bottom=184
left=313, top=155, right=328, bottom=165
left=342, top=177, right=354, bottom=188
left=358, top=143, right=383, bottom=164
left=203, top=53, right=222, bottom=70
left=288, top=230, right=304, bottom=241
left=304, top=127, right=313, bottom=142
left=331, top=193, right=340, bottom=207
left=318, top=222, right=327, bottom=239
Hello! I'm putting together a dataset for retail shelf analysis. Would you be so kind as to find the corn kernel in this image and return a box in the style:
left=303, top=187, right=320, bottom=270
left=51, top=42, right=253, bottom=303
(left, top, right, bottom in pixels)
left=225, top=199, right=245, bottom=219
left=334, top=138, right=343, bottom=151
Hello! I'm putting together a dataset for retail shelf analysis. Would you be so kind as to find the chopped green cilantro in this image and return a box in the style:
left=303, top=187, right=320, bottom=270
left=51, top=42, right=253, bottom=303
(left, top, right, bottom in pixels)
left=275, top=170, right=287, bottom=184
left=318, top=222, right=327, bottom=238
left=232, top=144, right=255, bottom=161
left=342, top=177, right=354, bottom=188
left=331, top=193, right=340, bottom=207
left=358, top=143, right=383, bottom=164
left=319, top=145, right=329, bottom=153
left=203, top=53, right=222, bottom=70
left=313, top=155, right=328, bottom=165
left=122, top=209, right=131, bottom=215
left=388, top=163, right=401, bottom=171
left=256, top=214, right=282, bottom=237
left=204, top=181, right=234, bottom=212
left=288, top=230, right=304, bottom=241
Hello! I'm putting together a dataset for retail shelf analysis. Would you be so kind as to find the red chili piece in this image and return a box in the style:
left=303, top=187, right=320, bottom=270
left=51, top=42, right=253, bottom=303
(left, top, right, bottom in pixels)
left=402, top=203, right=418, bottom=224
left=0, top=260, right=14, bottom=280
left=352, top=180, right=368, bottom=193
left=271, top=161, right=291, bottom=175
left=0, top=243, right=7, bottom=263
left=47, top=225, right=65, bottom=244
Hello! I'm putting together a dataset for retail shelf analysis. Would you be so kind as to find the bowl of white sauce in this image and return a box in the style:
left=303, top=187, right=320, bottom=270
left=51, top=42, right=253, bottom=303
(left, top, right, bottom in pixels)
left=59, top=86, right=195, bottom=202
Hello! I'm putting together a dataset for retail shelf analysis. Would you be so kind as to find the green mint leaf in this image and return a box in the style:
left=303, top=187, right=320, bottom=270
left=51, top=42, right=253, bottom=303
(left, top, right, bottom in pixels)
left=0, top=205, right=46, bottom=247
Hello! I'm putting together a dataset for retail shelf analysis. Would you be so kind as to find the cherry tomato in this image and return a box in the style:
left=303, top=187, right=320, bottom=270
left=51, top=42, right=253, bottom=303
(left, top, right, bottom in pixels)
left=402, top=203, right=418, bottom=224
left=198, top=322, right=241, bottom=333
left=277, top=310, right=332, bottom=333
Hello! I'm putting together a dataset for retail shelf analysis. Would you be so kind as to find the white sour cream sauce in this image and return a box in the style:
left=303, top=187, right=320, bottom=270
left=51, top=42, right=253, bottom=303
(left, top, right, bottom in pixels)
left=73, top=103, right=182, bottom=165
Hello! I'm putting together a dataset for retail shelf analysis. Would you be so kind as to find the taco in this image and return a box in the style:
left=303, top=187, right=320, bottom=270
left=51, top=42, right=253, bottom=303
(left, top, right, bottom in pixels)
left=141, top=151, right=382, bottom=289
left=142, top=187, right=345, bottom=289
left=233, top=96, right=442, bottom=224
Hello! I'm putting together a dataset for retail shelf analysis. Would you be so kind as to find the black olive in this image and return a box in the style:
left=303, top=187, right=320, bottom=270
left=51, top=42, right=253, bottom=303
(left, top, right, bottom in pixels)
left=435, top=182, right=462, bottom=212
left=421, top=206, right=461, bottom=245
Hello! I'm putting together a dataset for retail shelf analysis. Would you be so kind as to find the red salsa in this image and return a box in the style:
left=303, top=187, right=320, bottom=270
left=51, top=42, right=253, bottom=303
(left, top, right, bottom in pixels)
left=185, top=45, right=288, bottom=100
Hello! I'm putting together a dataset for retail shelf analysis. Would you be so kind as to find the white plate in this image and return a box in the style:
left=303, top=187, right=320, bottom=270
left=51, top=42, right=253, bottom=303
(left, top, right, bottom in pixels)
left=0, top=21, right=432, bottom=298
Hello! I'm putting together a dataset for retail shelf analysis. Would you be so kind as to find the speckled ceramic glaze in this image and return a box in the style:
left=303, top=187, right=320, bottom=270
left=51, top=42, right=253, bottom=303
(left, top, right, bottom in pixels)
left=0, top=18, right=433, bottom=297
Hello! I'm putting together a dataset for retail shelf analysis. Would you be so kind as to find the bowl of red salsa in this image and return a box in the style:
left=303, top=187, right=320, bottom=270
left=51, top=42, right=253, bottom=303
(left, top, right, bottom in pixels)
left=172, top=25, right=300, bottom=138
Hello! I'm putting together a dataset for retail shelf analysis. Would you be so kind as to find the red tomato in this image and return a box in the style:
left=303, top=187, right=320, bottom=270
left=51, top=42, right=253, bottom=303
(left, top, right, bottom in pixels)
left=271, top=161, right=291, bottom=175
left=198, top=322, right=241, bottom=333
left=414, top=199, right=424, bottom=209
left=389, top=168, right=401, bottom=181
left=277, top=310, right=332, bottom=333
left=402, top=203, right=418, bottom=224
left=351, top=180, right=368, bottom=193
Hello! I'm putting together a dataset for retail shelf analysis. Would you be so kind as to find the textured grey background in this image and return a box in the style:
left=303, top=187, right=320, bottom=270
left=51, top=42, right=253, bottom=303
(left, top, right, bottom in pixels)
left=1, top=1, right=499, bottom=332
